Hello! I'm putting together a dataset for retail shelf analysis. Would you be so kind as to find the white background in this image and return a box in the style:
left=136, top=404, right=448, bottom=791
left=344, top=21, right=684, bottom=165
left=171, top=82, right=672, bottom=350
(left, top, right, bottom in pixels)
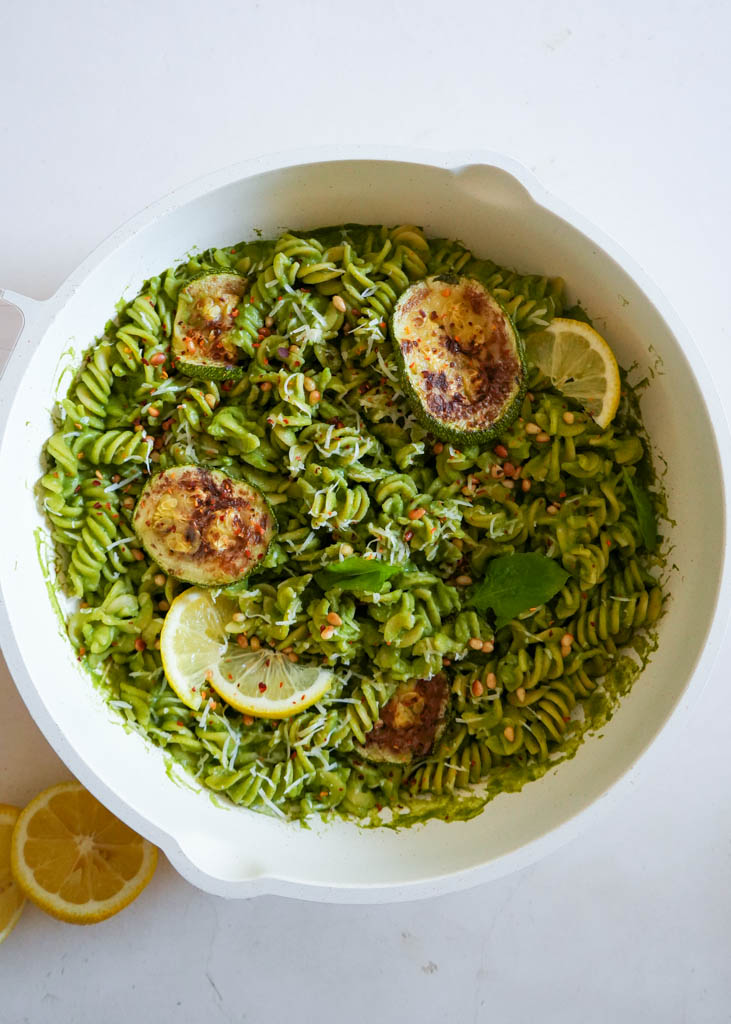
left=1, top=1, right=730, bottom=1021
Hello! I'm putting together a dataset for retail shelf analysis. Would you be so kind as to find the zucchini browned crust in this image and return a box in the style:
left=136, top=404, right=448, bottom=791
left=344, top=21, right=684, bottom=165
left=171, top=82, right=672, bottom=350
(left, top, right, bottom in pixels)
left=133, top=465, right=275, bottom=585
left=391, top=275, right=526, bottom=443
left=358, top=674, right=451, bottom=765
left=172, top=271, right=247, bottom=380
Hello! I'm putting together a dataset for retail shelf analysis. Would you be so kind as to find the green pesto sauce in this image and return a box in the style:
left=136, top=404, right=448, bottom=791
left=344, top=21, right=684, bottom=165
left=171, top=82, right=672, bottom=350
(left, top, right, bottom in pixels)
left=375, top=636, right=654, bottom=831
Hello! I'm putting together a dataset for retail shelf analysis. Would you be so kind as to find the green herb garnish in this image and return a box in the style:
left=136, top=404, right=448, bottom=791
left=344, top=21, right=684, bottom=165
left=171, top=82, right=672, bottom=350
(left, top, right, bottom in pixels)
left=315, top=556, right=404, bottom=593
left=623, top=469, right=658, bottom=552
left=467, top=552, right=569, bottom=627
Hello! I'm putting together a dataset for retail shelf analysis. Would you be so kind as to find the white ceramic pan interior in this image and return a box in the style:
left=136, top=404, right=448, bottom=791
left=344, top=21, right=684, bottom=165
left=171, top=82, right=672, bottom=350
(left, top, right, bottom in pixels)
left=0, top=149, right=728, bottom=902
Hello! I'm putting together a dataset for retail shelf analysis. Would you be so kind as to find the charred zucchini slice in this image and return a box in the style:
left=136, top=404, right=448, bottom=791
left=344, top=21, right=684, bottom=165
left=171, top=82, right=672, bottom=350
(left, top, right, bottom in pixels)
left=133, top=465, right=275, bottom=585
left=172, top=272, right=247, bottom=380
left=358, top=675, right=450, bottom=765
left=391, top=275, right=526, bottom=443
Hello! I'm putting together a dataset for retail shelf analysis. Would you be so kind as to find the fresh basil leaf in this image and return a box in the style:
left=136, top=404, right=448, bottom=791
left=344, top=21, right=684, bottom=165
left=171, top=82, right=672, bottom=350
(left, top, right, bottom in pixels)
left=467, top=552, right=569, bottom=627
left=315, top=556, right=404, bottom=593
left=623, top=469, right=658, bottom=553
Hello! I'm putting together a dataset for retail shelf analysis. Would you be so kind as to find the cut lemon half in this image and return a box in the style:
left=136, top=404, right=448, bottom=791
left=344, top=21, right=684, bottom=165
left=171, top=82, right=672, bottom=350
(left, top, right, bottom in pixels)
left=0, top=805, right=25, bottom=943
left=525, top=318, right=621, bottom=429
left=11, top=782, right=158, bottom=925
left=161, top=586, right=333, bottom=718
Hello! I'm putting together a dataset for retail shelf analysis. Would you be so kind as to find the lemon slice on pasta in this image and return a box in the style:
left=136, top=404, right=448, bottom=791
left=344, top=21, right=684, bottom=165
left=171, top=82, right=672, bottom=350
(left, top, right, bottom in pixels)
left=525, top=318, right=621, bottom=429
left=161, top=587, right=333, bottom=717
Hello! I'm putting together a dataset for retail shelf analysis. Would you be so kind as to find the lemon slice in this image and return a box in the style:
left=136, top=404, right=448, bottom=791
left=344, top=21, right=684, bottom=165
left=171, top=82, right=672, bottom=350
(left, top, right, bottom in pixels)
left=160, top=586, right=236, bottom=710
left=161, top=587, right=333, bottom=718
left=525, top=318, right=621, bottom=429
left=11, top=782, right=158, bottom=925
left=0, top=805, right=25, bottom=943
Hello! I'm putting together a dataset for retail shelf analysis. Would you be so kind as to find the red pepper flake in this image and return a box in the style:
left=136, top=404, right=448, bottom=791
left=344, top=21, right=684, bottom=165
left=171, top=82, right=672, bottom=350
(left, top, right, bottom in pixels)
left=258, top=682, right=267, bottom=692
left=559, top=491, right=567, bottom=499
left=177, top=720, right=183, bottom=727
left=404, top=530, right=413, bottom=542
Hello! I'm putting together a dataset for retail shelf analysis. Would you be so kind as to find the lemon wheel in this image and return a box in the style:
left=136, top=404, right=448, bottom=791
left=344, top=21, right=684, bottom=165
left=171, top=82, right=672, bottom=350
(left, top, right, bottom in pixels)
left=525, top=318, right=621, bottom=428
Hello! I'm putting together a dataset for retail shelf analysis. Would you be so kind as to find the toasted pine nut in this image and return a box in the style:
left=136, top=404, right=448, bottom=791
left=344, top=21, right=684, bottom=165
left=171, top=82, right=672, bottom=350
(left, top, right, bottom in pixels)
left=326, top=611, right=342, bottom=626
left=525, top=422, right=541, bottom=435
left=536, top=432, right=551, bottom=443
left=243, top=715, right=254, bottom=726
left=562, top=411, right=575, bottom=424
left=320, top=624, right=335, bottom=640
left=482, top=640, right=494, bottom=653
left=455, top=575, right=473, bottom=586
left=303, top=377, right=316, bottom=392
left=547, top=504, right=559, bottom=515
left=494, top=444, right=508, bottom=458
left=260, top=381, right=273, bottom=392
left=332, top=295, right=347, bottom=313
left=134, top=638, right=146, bottom=652
left=308, top=390, right=321, bottom=404
left=562, top=633, right=574, bottom=647
left=408, top=507, right=426, bottom=520
left=237, top=634, right=249, bottom=648
left=468, top=637, right=483, bottom=650
left=486, top=672, right=498, bottom=689
left=515, top=687, right=526, bottom=703
left=249, top=636, right=260, bottom=651
left=503, top=725, right=515, bottom=742
left=154, top=573, right=166, bottom=586
left=471, top=680, right=484, bottom=698
left=433, top=442, right=444, bottom=454
left=521, top=479, right=532, bottom=492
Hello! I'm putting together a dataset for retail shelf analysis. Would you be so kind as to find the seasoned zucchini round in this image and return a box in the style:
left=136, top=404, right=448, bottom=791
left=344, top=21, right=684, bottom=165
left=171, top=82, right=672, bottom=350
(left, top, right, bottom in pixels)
left=172, top=271, right=247, bottom=380
left=358, top=675, right=451, bottom=765
left=391, top=275, right=526, bottom=443
left=132, top=466, right=275, bottom=586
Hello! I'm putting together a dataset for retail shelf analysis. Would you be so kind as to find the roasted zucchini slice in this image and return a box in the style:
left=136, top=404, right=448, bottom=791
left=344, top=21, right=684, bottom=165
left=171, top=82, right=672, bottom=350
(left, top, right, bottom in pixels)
left=391, top=275, right=526, bottom=443
left=358, top=675, right=450, bottom=765
left=133, top=465, right=275, bottom=585
left=172, top=271, right=247, bottom=380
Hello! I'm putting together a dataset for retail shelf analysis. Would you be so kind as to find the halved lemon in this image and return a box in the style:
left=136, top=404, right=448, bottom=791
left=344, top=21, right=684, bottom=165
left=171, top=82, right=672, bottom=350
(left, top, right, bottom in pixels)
left=0, top=805, right=25, bottom=943
left=525, top=318, right=621, bottom=429
left=11, top=782, right=158, bottom=925
left=161, top=587, right=333, bottom=718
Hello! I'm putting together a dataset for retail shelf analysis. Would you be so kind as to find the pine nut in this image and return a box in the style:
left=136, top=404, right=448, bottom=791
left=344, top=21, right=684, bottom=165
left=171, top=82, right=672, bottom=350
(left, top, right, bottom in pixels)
left=332, top=295, right=347, bottom=313
left=455, top=575, right=473, bottom=586
left=320, top=624, right=335, bottom=640
left=469, top=637, right=483, bottom=650
left=326, top=611, right=342, bottom=626
left=503, top=725, right=515, bottom=742
left=525, top=422, right=541, bottom=435
left=408, top=507, right=426, bottom=520
left=471, top=680, right=484, bottom=697
left=308, top=390, right=321, bottom=404
left=562, top=411, right=575, bottom=424
left=481, top=640, right=494, bottom=653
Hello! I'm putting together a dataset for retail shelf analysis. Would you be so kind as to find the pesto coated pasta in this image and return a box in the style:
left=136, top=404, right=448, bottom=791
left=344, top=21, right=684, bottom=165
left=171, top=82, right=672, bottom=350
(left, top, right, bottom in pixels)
left=41, top=224, right=665, bottom=824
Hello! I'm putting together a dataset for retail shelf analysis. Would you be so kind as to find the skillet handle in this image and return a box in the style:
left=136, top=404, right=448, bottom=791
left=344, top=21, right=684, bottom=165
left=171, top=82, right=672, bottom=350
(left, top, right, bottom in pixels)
left=0, top=288, right=43, bottom=379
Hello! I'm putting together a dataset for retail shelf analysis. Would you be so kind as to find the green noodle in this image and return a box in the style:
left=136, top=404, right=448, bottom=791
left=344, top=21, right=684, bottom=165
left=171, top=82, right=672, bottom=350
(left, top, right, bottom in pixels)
left=40, top=224, right=665, bottom=823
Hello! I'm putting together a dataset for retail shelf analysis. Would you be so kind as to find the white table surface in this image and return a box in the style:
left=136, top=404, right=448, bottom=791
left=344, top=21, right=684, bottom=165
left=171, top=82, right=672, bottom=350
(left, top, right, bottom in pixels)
left=2, top=1, right=730, bottom=1021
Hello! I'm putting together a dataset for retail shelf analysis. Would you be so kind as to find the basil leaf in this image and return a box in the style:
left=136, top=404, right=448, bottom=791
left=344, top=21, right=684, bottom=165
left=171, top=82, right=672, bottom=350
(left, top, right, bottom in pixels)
left=623, top=469, right=658, bottom=553
left=315, top=556, right=404, bottom=593
left=467, top=552, right=569, bottom=627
